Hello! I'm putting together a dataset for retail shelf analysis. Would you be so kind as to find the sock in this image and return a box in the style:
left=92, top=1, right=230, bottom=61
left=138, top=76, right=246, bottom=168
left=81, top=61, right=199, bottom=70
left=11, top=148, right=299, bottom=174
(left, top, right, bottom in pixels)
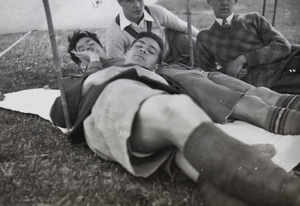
left=265, top=106, right=300, bottom=135
left=183, top=122, right=300, bottom=206
left=199, top=180, right=249, bottom=206
left=276, top=94, right=300, bottom=111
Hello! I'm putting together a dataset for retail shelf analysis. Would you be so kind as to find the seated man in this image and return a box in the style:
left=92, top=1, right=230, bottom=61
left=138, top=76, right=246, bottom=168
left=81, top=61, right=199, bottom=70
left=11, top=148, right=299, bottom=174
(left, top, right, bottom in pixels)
left=65, top=30, right=300, bottom=135
left=106, top=0, right=199, bottom=64
left=196, top=0, right=300, bottom=94
left=51, top=32, right=300, bottom=206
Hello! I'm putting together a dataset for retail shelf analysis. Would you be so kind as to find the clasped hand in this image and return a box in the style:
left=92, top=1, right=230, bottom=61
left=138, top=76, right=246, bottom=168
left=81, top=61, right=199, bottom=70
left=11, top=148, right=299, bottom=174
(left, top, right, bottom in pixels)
left=226, top=55, right=248, bottom=79
left=71, top=50, right=102, bottom=62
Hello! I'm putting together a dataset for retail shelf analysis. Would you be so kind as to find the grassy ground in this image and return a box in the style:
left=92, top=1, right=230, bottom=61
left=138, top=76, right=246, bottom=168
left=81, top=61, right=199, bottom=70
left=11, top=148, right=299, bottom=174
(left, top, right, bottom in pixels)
left=0, top=30, right=201, bottom=206
left=0, top=1, right=299, bottom=205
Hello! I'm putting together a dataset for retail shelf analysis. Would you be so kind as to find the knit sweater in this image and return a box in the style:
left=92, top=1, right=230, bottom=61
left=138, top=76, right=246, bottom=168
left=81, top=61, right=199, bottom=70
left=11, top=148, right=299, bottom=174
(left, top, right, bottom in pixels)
left=196, top=12, right=291, bottom=87
left=106, top=4, right=199, bottom=60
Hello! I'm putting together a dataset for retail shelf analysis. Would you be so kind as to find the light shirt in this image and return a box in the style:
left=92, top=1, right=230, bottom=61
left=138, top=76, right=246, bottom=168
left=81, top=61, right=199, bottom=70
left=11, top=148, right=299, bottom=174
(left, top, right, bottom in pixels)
left=119, top=8, right=154, bottom=31
left=215, top=12, right=234, bottom=26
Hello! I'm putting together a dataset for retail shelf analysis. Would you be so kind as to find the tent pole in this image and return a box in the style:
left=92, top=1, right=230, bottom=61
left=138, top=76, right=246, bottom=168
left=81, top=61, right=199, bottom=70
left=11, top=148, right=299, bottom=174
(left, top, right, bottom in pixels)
left=272, top=0, right=278, bottom=27
left=262, top=0, right=267, bottom=16
left=185, top=0, right=194, bottom=67
left=42, top=0, right=72, bottom=131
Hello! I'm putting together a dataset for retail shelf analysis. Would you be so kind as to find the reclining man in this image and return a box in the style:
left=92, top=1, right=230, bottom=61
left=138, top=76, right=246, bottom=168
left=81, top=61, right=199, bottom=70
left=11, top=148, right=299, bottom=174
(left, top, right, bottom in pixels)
left=106, top=0, right=199, bottom=64
left=51, top=31, right=300, bottom=206
left=67, top=30, right=300, bottom=136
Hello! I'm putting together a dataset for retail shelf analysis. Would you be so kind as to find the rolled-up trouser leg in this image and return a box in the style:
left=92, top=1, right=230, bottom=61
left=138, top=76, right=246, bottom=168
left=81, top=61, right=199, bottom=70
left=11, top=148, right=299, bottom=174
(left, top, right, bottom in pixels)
left=183, top=122, right=300, bottom=206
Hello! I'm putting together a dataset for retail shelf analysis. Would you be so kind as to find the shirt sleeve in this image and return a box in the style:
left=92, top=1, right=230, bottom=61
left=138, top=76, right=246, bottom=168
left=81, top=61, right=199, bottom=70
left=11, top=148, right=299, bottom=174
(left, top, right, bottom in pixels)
left=244, top=13, right=291, bottom=67
left=86, top=60, right=103, bottom=73
left=148, top=5, right=199, bottom=37
left=195, top=32, right=219, bottom=71
left=106, top=21, right=127, bottom=58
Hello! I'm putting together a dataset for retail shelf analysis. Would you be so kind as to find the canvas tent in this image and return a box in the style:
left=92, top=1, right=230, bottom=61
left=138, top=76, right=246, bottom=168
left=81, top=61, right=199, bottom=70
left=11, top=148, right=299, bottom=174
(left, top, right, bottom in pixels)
left=0, top=0, right=159, bottom=34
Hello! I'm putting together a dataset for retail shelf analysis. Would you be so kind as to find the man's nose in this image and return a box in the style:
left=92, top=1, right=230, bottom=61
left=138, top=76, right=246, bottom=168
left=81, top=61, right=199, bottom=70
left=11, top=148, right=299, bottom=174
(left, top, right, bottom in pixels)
left=133, top=0, right=141, bottom=8
left=221, top=0, right=229, bottom=5
left=139, top=48, right=146, bottom=54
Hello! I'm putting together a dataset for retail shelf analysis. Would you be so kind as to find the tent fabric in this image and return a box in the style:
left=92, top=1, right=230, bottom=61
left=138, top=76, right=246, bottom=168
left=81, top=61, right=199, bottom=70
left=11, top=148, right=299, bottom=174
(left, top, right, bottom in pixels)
left=0, top=0, right=158, bottom=34
left=0, top=88, right=300, bottom=172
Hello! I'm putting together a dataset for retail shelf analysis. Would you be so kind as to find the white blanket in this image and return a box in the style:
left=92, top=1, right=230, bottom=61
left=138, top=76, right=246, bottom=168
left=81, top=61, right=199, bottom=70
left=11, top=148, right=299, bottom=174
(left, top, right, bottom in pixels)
left=0, top=88, right=299, bottom=172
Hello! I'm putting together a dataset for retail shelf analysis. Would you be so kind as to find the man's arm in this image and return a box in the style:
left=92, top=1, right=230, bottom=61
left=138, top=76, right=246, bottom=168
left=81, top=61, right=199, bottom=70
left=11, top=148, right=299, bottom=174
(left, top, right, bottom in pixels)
left=195, top=32, right=219, bottom=71
left=243, top=12, right=291, bottom=68
left=148, top=5, right=199, bottom=37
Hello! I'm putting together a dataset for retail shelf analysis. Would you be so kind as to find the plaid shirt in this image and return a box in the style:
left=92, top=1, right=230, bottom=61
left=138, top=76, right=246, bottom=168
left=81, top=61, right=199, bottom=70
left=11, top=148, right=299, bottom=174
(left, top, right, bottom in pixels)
left=196, top=12, right=291, bottom=87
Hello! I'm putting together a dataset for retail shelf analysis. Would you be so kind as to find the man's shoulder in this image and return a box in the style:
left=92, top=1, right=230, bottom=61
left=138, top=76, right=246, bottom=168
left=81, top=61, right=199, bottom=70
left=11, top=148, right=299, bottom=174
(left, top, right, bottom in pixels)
left=106, top=18, right=122, bottom=33
left=236, top=12, right=262, bottom=21
left=146, top=4, right=165, bottom=11
left=145, top=4, right=168, bottom=16
left=197, top=25, right=216, bottom=38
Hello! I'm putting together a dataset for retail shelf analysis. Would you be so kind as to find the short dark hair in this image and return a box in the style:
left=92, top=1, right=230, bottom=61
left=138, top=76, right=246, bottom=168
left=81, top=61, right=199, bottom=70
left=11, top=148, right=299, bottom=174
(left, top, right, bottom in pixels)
left=67, top=30, right=103, bottom=64
left=131, top=32, right=164, bottom=63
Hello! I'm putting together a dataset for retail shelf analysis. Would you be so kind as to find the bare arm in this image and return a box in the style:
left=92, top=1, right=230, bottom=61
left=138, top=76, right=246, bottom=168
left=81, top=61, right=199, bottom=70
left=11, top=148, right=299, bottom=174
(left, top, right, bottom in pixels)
left=149, top=5, right=199, bottom=37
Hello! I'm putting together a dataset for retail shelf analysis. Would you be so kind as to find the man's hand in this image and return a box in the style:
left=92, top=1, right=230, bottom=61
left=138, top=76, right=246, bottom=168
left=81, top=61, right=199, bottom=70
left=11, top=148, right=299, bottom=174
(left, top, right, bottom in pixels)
left=226, top=55, right=247, bottom=79
left=237, top=67, right=248, bottom=79
left=72, top=50, right=100, bottom=62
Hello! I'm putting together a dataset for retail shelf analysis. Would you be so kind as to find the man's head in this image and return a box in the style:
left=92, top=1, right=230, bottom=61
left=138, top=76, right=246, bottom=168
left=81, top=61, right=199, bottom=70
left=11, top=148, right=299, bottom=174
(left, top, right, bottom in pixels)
left=117, top=0, right=145, bottom=23
left=67, top=31, right=105, bottom=65
left=125, top=32, right=164, bottom=70
left=207, top=0, right=238, bottom=19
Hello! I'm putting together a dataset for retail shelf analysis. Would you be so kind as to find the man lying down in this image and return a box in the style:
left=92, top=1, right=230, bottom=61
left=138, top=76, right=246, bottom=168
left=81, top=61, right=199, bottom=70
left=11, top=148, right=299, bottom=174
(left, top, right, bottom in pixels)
left=50, top=31, right=300, bottom=206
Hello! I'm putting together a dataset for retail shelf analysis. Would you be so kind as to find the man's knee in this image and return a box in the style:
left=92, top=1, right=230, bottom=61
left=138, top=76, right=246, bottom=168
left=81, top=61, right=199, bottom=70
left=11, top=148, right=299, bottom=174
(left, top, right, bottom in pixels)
left=139, top=94, right=196, bottom=122
left=160, top=95, right=197, bottom=118
left=246, top=87, right=270, bottom=96
left=140, top=94, right=211, bottom=131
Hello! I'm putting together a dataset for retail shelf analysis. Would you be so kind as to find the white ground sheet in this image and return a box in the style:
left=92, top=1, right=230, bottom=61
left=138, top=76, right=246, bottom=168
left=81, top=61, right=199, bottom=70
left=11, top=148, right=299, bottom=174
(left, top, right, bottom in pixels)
left=0, top=88, right=300, bottom=172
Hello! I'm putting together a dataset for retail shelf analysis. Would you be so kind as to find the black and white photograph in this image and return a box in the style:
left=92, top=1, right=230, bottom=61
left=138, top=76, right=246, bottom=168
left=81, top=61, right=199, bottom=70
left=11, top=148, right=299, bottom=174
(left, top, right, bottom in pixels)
left=1, top=0, right=300, bottom=205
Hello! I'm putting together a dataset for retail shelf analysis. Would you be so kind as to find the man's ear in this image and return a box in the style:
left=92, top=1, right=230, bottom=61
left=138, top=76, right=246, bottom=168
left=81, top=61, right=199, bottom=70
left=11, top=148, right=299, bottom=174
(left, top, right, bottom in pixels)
left=153, top=64, right=159, bottom=72
left=80, top=63, right=86, bottom=72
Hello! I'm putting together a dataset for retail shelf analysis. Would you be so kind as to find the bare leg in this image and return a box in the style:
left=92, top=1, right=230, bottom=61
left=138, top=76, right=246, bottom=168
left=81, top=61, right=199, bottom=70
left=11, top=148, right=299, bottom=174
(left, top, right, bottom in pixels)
left=130, top=93, right=300, bottom=206
left=130, top=94, right=211, bottom=153
left=245, top=87, right=281, bottom=105
left=232, top=94, right=300, bottom=135
left=231, top=94, right=269, bottom=127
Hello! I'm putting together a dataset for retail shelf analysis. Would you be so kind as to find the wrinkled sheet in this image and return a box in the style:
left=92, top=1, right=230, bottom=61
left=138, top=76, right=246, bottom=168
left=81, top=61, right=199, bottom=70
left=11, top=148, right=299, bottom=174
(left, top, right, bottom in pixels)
left=0, top=88, right=299, bottom=172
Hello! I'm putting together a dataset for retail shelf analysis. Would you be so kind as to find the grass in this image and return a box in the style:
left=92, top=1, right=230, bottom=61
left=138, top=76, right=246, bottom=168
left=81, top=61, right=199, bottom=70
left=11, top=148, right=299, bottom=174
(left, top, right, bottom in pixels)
left=0, top=1, right=299, bottom=205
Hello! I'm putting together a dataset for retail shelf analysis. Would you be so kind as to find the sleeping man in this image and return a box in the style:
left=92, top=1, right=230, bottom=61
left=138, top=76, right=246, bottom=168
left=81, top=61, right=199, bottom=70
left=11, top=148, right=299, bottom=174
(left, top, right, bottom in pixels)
left=50, top=31, right=300, bottom=206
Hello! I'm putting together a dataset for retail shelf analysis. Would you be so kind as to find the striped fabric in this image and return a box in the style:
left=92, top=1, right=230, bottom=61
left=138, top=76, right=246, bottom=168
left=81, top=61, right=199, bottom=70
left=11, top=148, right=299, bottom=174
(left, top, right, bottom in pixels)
left=279, top=95, right=300, bottom=110
left=267, top=107, right=299, bottom=135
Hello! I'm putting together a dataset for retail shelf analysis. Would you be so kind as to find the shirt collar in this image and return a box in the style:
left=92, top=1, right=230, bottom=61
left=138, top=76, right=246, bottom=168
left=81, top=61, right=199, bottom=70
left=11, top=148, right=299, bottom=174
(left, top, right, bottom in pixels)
left=215, top=12, right=234, bottom=26
left=119, top=8, right=154, bottom=30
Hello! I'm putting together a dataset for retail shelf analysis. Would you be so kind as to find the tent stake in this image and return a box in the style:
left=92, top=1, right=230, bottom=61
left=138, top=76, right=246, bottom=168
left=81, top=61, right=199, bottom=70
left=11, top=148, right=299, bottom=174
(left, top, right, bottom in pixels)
left=42, top=0, right=72, bottom=131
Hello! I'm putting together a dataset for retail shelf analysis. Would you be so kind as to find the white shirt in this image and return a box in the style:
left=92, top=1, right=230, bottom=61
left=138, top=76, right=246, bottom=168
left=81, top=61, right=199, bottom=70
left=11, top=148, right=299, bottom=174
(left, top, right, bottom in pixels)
left=119, top=9, right=154, bottom=31
left=215, top=12, right=234, bottom=26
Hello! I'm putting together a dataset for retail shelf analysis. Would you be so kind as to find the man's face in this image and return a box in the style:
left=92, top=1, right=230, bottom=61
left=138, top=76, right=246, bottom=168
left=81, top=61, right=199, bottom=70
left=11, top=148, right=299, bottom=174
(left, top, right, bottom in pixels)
left=75, top=37, right=105, bottom=65
left=119, top=0, right=144, bottom=23
left=125, top=37, right=161, bottom=70
left=207, top=0, right=237, bottom=19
